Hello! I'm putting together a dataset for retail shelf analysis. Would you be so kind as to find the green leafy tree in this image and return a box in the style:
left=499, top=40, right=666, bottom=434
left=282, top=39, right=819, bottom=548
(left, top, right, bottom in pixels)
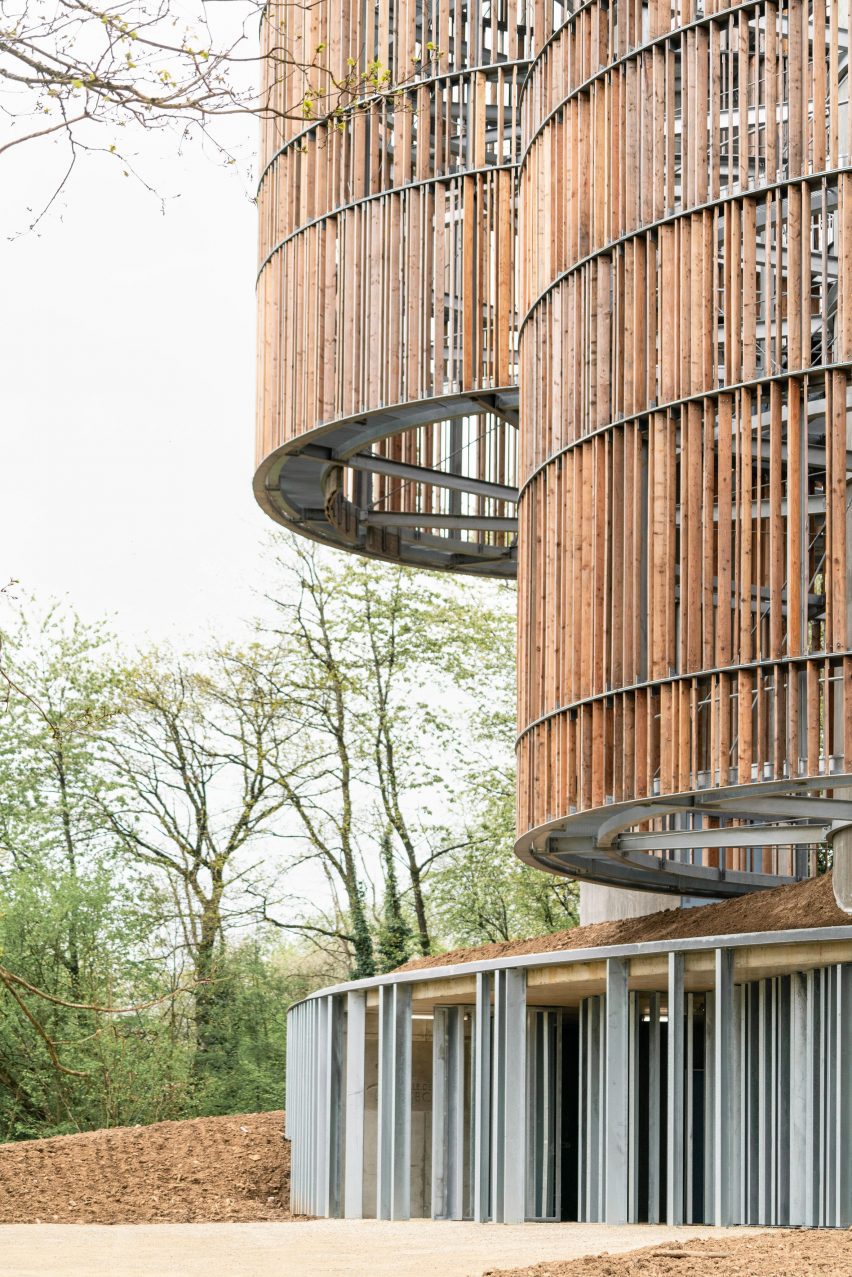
left=96, top=641, right=307, bottom=1092
left=375, top=829, right=412, bottom=972
left=191, top=937, right=298, bottom=1117
left=1, top=0, right=440, bottom=232
left=429, top=785, right=579, bottom=946
left=260, top=535, right=519, bottom=962
left=0, top=602, right=191, bottom=1137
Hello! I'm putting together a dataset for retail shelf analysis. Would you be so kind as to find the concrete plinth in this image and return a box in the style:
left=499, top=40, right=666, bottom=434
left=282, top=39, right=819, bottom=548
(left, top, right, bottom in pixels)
left=579, top=883, right=680, bottom=926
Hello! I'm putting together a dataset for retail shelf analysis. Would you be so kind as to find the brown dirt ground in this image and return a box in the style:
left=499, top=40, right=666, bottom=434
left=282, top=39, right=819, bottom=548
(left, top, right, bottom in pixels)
left=486, top=1230, right=852, bottom=1277
left=399, top=872, right=850, bottom=972
left=0, top=1110, right=294, bottom=1224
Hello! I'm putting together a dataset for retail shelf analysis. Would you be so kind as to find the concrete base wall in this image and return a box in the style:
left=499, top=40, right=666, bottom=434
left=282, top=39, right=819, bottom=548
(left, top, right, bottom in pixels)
left=579, top=883, right=680, bottom=926
left=363, top=1024, right=432, bottom=1218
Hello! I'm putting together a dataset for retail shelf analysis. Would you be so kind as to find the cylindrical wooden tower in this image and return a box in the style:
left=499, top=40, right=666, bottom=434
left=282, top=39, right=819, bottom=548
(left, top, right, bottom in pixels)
left=254, top=0, right=550, bottom=575
left=256, top=0, right=852, bottom=903
left=516, top=0, right=852, bottom=898
left=268, top=0, right=852, bottom=1237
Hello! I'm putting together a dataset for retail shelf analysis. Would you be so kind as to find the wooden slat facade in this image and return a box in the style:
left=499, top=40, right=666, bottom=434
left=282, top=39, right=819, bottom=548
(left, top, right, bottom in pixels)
left=255, top=0, right=569, bottom=563
left=255, top=0, right=852, bottom=890
left=517, top=0, right=852, bottom=882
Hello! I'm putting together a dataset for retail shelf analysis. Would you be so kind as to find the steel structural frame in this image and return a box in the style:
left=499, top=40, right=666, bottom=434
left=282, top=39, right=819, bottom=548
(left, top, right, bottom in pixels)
left=285, top=925, right=852, bottom=1225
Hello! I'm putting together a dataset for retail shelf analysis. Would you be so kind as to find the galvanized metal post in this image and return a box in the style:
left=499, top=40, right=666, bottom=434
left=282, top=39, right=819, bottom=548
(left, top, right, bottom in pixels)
left=775, top=977, right=791, bottom=1225
left=667, top=952, right=685, bottom=1225
left=344, top=990, right=367, bottom=1219
left=474, top=971, right=492, bottom=1222
left=431, top=1006, right=466, bottom=1220
left=824, top=969, right=837, bottom=1227
left=447, top=1007, right=466, bottom=1219
left=703, top=989, right=715, bottom=1225
left=504, top=968, right=527, bottom=1223
left=378, top=983, right=412, bottom=1220
left=491, top=971, right=506, bottom=1221
left=605, top=957, right=630, bottom=1224
left=324, top=994, right=345, bottom=1217
left=581, top=995, right=605, bottom=1222
left=714, top=947, right=735, bottom=1226
left=431, top=1006, right=448, bottom=1219
left=491, top=967, right=526, bottom=1223
left=685, top=995, right=695, bottom=1223
left=836, top=964, right=852, bottom=1225
left=756, top=981, right=772, bottom=1225
left=628, top=994, right=639, bottom=1223
left=648, top=993, right=663, bottom=1224
left=805, top=969, right=820, bottom=1225
left=789, top=970, right=808, bottom=1224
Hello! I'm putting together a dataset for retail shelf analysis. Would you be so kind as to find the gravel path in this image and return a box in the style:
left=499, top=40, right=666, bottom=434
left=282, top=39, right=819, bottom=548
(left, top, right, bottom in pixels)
left=0, top=1221, right=756, bottom=1277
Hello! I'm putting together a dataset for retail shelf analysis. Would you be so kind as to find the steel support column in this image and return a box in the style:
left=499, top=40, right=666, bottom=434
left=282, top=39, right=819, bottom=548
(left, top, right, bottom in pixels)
left=648, top=994, right=663, bottom=1223
left=703, top=990, right=716, bottom=1225
left=836, top=965, right=852, bottom=1225
left=377, top=983, right=412, bottom=1220
left=789, top=970, right=809, bottom=1223
left=580, top=995, right=606, bottom=1221
left=775, top=977, right=791, bottom=1225
left=628, top=994, right=639, bottom=1223
left=491, top=967, right=526, bottom=1223
left=714, top=948, right=736, bottom=1225
left=605, top=957, right=630, bottom=1224
left=344, top=990, right=366, bottom=1218
left=667, top=952, right=685, bottom=1225
left=432, top=1006, right=466, bottom=1219
left=805, top=970, right=821, bottom=1225
left=474, top=971, right=492, bottom=1221
left=321, top=994, right=344, bottom=1217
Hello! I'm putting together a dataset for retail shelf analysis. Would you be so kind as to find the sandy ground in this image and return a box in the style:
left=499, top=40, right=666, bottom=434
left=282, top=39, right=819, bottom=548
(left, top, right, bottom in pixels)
left=399, top=872, right=850, bottom=972
left=0, top=1221, right=755, bottom=1277
left=0, top=1112, right=291, bottom=1223
left=488, top=1229, right=852, bottom=1276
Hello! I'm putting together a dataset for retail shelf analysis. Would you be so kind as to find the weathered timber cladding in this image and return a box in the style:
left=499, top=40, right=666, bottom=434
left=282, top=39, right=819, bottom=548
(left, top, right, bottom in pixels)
left=255, top=0, right=569, bottom=566
left=516, top=0, right=852, bottom=877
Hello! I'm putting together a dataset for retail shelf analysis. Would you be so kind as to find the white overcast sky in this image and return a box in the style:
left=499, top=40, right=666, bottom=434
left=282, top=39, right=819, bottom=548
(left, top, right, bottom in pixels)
left=0, top=121, right=276, bottom=646
left=0, top=108, right=508, bottom=920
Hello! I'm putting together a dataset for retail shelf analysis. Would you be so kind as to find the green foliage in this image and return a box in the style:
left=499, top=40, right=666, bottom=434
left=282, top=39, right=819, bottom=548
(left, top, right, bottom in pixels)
left=348, top=882, right=376, bottom=980
left=376, top=830, right=413, bottom=972
left=0, top=557, right=580, bottom=1142
left=429, top=787, right=579, bottom=947
left=191, top=939, right=307, bottom=1118
left=0, top=853, right=192, bottom=1140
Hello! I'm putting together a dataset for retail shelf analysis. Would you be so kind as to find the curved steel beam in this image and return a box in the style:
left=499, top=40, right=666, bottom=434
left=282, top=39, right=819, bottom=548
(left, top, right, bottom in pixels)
left=253, top=390, right=520, bottom=577
left=515, top=775, right=852, bottom=896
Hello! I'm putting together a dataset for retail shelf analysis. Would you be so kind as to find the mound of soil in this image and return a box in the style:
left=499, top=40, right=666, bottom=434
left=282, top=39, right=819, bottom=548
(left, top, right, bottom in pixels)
left=487, top=1230, right=852, bottom=1276
left=0, top=1111, right=293, bottom=1224
left=400, top=872, right=850, bottom=973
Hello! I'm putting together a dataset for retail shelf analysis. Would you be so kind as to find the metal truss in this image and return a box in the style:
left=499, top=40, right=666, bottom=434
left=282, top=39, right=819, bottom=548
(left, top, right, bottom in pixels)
left=254, top=392, right=520, bottom=578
